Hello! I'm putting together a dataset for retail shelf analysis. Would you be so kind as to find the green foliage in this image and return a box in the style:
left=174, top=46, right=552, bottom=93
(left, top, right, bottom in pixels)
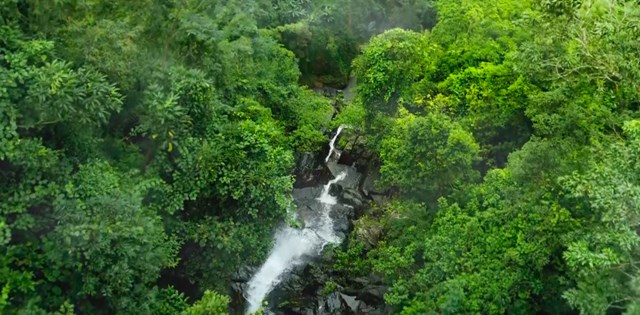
left=334, top=240, right=374, bottom=277
left=150, top=287, right=189, bottom=315
left=43, top=162, right=178, bottom=313
left=535, top=0, right=583, bottom=16
left=321, top=281, right=339, bottom=296
left=438, top=63, right=534, bottom=166
left=4, top=0, right=640, bottom=314
left=163, top=115, right=295, bottom=290
left=182, top=290, right=230, bottom=315
left=333, top=98, right=366, bottom=129
left=358, top=149, right=577, bottom=313
left=559, top=119, right=640, bottom=314
left=519, top=0, right=640, bottom=142
left=269, top=0, right=437, bottom=84
left=5, top=49, right=123, bottom=129
left=331, top=0, right=640, bottom=314
left=431, top=0, right=530, bottom=68
left=0, top=0, right=345, bottom=313
left=285, top=88, right=334, bottom=152
left=379, top=110, right=480, bottom=202
left=353, top=29, right=430, bottom=119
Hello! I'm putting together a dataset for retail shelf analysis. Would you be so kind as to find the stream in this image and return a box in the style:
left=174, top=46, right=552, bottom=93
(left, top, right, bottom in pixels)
left=244, top=127, right=357, bottom=314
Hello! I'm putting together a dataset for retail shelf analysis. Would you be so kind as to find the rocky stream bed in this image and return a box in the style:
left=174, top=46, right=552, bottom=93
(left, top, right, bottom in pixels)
left=229, top=145, right=391, bottom=314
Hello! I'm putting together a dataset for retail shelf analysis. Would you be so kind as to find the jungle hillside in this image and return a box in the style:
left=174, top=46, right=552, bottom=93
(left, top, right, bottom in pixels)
left=2, top=0, right=640, bottom=314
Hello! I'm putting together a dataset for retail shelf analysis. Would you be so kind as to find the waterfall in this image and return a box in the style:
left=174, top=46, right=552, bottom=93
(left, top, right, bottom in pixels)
left=324, top=125, right=346, bottom=163
left=244, top=128, right=348, bottom=314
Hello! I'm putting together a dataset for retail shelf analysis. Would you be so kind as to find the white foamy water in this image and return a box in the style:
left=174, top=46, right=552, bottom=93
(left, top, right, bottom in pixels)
left=243, top=227, right=319, bottom=314
left=324, top=125, right=346, bottom=163
left=244, top=171, right=347, bottom=314
left=313, top=172, right=347, bottom=246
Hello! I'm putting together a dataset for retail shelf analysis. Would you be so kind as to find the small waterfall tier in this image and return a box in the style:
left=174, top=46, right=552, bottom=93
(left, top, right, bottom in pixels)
left=245, top=127, right=353, bottom=314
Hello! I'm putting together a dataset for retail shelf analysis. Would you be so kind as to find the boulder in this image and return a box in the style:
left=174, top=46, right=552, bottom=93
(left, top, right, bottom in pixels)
left=328, top=182, right=343, bottom=197
left=353, top=217, right=383, bottom=249
left=231, top=282, right=247, bottom=295
left=340, top=188, right=366, bottom=208
left=280, top=273, right=306, bottom=293
left=360, top=166, right=388, bottom=202
left=330, top=204, right=354, bottom=234
left=359, top=302, right=388, bottom=315
left=295, top=153, right=332, bottom=188
left=357, top=285, right=387, bottom=306
left=325, top=292, right=342, bottom=313
left=233, top=265, right=257, bottom=282
left=370, top=193, right=388, bottom=204
left=340, top=294, right=361, bottom=313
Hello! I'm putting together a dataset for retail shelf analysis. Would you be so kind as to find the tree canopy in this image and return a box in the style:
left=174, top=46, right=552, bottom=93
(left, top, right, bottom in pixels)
left=2, top=0, right=640, bottom=314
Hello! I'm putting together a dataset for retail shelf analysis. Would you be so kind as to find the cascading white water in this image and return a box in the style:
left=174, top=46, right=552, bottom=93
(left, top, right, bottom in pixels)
left=243, top=227, right=323, bottom=314
left=311, top=172, right=347, bottom=247
left=325, top=125, right=346, bottom=163
left=245, top=172, right=347, bottom=314
left=244, top=128, right=348, bottom=314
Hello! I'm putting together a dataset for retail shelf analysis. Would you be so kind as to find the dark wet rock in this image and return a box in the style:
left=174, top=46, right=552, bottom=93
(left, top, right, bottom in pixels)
left=293, top=187, right=322, bottom=224
left=311, top=291, right=359, bottom=315
left=357, top=285, right=387, bottom=306
left=231, top=281, right=247, bottom=295
left=298, top=152, right=318, bottom=173
left=352, top=277, right=372, bottom=287
left=337, top=150, right=358, bottom=166
left=340, top=294, right=360, bottom=313
left=370, top=193, right=387, bottom=204
left=353, top=217, right=383, bottom=250
left=328, top=182, right=342, bottom=197
left=280, top=273, right=306, bottom=293
left=331, top=166, right=361, bottom=190
left=313, top=86, right=341, bottom=98
left=267, top=262, right=323, bottom=314
left=230, top=267, right=255, bottom=315
left=331, top=220, right=350, bottom=236
left=340, top=188, right=365, bottom=208
left=264, top=267, right=389, bottom=315
left=332, top=232, right=346, bottom=242
left=295, top=153, right=333, bottom=188
left=361, top=168, right=385, bottom=198
left=234, top=265, right=257, bottom=282
left=330, top=204, right=353, bottom=233
left=359, top=303, right=388, bottom=315
left=335, top=203, right=355, bottom=218
left=293, top=187, right=321, bottom=204
left=325, top=292, right=342, bottom=313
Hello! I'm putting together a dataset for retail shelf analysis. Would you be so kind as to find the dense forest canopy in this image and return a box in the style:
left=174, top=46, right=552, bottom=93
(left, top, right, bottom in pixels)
left=1, top=0, right=640, bottom=314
